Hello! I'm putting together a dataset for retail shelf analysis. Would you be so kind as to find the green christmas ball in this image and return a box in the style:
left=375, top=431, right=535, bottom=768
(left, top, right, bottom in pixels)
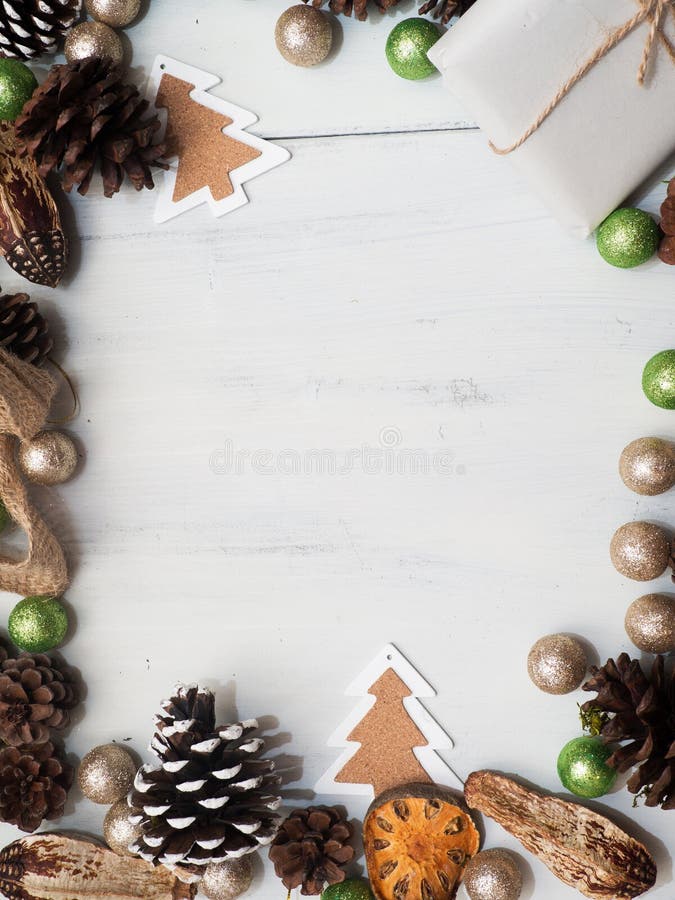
left=322, top=880, right=375, bottom=900
left=596, top=208, right=660, bottom=268
left=557, top=736, right=617, bottom=799
left=642, top=349, right=675, bottom=409
left=0, top=59, right=38, bottom=122
left=385, top=19, right=440, bottom=80
left=0, top=499, right=10, bottom=534
left=8, top=595, right=69, bottom=653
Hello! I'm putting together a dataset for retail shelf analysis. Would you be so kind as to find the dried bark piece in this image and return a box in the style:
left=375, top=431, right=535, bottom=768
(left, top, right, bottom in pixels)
left=0, top=834, right=196, bottom=900
left=464, top=771, right=656, bottom=900
left=364, top=783, right=480, bottom=900
left=0, top=124, right=66, bottom=288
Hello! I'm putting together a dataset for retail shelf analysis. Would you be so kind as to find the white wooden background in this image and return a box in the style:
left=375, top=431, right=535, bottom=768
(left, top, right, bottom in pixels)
left=1, top=1, right=674, bottom=897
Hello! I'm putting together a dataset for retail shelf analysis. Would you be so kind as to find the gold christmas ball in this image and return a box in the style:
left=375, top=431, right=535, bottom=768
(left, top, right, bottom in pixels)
left=610, top=521, right=670, bottom=581
left=619, top=437, right=675, bottom=496
left=64, top=21, right=124, bottom=65
left=18, top=430, right=78, bottom=486
left=275, top=5, right=333, bottom=67
left=85, top=0, right=141, bottom=27
left=201, top=858, right=254, bottom=900
left=104, top=799, right=142, bottom=856
left=625, top=593, right=675, bottom=654
left=527, top=633, right=587, bottom=695
left=78, top=744, right=137, bottom=804
left=464, top=849, right=523, bottom=900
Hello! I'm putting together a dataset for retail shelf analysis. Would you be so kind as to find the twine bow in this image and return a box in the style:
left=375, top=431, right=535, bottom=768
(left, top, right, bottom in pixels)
left=0, top=348, right=68, bottom=597
left=490, top=0, right=675, bottom=155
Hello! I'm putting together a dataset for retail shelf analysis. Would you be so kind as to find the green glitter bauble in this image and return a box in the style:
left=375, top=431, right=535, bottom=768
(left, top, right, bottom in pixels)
left=8, top=595, right=69, bottom=653
left=642, top=349, right=675, bottom=409
left=596, top=208, right=660, bottom=268
left=0, top=499, right=10, bottom=534
left=557, top=736, right=617, bottom=799
left=385, top=19, right=440, bottom=80
left=0, top=59, right=38, bottom=122
left=322, top=880, right=375, bottom=900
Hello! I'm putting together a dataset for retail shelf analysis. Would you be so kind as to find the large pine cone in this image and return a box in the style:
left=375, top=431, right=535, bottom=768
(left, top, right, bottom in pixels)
left=0, top=291, right=52, bottom=366
left=0, top=651, right=80, bottom=748
left=582, top=653, right=675, bottom=809
left=15, top=58, right=169, bottom=199
left=418, top=0, right=476, bottom=25
left=0, top=0, right=81, bottom=60
left=129, top=685, right=282, bottom=882
left=269, top=806, right=355, bottom=895
left=0, top=741, right=72, bottom=832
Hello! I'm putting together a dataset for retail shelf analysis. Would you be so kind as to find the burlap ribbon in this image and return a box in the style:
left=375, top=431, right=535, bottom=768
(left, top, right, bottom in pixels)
left=0, top=348, right=67, bottom=597
left=491, top=0, right=675, bottom=155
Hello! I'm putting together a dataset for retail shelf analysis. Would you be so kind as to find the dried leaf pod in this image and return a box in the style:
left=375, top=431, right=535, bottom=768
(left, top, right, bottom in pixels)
left=464, top=771, right=656, bottom=900
left=0, top=124, right=67, bottom=288
left=0, top=833, right=196, bottom=900
left=364, top=784, right=480, bottom=900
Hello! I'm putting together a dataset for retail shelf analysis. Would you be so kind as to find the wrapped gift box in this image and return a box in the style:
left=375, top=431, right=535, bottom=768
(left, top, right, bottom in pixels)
left=428, top=0, right=675, bottom=235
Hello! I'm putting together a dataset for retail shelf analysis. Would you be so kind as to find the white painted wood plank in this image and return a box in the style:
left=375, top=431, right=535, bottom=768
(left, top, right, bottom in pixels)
left=0, top=129, right=672, bottom=899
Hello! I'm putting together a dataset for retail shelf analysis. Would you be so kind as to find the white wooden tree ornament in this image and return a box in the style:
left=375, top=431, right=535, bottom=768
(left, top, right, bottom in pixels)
left=147, top=56, right=290, bottom=224
left=315, top=643, right=463, bottom=799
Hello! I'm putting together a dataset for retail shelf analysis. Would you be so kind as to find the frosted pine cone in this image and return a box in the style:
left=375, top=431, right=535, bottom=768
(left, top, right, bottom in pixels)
left=0, top=0, right=81, bottom=60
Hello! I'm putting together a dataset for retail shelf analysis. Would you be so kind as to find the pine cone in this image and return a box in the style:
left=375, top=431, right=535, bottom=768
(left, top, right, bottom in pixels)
left=129, top=685, right=282, bottom=882
left=581, top=653, right=675, bottom=809
left=0, top=652, right=80, bottom=748
left=269, top=806, right=355, bottom=896
left=0, top=291, right=52, bottom=366
left=0, top=0, right=81, bottom=60
left=15, top=57, right=169, bottom=199
left=418, top=0, right=476, bottom=25
left=658, top=179, right=675, bottom=264
left=0, top=741, right=72, bottom=832
left=302, top=0, right=398, bottom=21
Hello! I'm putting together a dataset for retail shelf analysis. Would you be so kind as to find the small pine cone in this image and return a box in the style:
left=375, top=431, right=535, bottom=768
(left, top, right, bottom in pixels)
left=15, top=58, right=169, bottom=199
left=418, top=0, right=476, bottom=24
left=0, top=291, right=52, bottom=366
left=269, top=806, right=355, bottom=896
left=129, top=685, right=282, bottom=881
left=0, top=0, right=81, bottom=60
left=0, top=741, right=72, bottom=832
left=302, top=0, right=371, bottom=21
left=0, top=652, right=80, bottom=748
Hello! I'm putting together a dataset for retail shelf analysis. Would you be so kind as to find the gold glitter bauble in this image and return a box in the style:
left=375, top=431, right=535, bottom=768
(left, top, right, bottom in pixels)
left=78, top=744, right=137, bottom=804
left=64, top=21, right=124, bottom=65
left=625, top=593, right=675, bottom=654
left=275, top=5, right=333, bottom=67
left=619, top=437, right=675, bottom=496
left=464, top=849, right=523, bottom=900
left=201, top=858, right=254, bottom=900
left=610, top=521, right=670, bottom=581
left=527, top=633, right=587, bottom=695
left=85, top=0, right=141, bottom=27
left=103, top=799, right=142, bottom=856
left=18, top=430, right=78, bottom=486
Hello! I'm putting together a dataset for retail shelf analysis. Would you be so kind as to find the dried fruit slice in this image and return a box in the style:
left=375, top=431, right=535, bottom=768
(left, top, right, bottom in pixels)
left=364, top=783, right=480, bottom=900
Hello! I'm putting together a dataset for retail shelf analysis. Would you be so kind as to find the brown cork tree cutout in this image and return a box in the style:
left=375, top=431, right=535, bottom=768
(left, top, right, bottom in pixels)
left=336, top=669, right=432, bottom=794
left=155, top=73, right=262, bottom=204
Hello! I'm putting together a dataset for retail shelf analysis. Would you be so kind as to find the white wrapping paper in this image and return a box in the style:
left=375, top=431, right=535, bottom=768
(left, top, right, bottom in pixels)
left=428, top=0, right=675, bottom=235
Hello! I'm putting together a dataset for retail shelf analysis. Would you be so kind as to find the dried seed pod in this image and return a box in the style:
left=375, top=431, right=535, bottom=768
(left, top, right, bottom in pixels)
left=0, top=833, right=196, bottom=900
left=0, top=122, right=67, bottom=288
left=464, top=771, right=656, bottom=900
left=364, top=783, right=480, bottom=900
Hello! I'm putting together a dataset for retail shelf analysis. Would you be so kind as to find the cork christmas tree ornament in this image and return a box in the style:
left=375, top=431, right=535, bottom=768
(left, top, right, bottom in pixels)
left=148, top=56, right=290, bottom=223
left=315, top=644, right=462, bottom=798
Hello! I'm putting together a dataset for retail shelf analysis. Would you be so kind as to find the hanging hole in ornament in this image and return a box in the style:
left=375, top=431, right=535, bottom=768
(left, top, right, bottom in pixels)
left=45, top=358, right=79, bottom=425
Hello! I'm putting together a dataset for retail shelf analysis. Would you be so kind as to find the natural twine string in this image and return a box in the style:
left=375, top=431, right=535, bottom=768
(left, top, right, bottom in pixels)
left=489, top=0, right=675, bottom=155
left=0, top=348, right=68, bottom=597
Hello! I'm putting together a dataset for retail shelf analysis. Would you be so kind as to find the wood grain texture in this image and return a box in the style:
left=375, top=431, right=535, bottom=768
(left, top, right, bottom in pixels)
left=0, top=18, right=671, bottom=897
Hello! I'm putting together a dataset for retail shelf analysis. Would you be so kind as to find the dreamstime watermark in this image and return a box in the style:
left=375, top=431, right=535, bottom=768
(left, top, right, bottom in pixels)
left=209, top=428, right=465, bottom=477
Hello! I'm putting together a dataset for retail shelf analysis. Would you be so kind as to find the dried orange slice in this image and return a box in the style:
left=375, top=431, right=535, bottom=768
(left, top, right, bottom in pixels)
left=364, top=783, right=480, bottom=900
